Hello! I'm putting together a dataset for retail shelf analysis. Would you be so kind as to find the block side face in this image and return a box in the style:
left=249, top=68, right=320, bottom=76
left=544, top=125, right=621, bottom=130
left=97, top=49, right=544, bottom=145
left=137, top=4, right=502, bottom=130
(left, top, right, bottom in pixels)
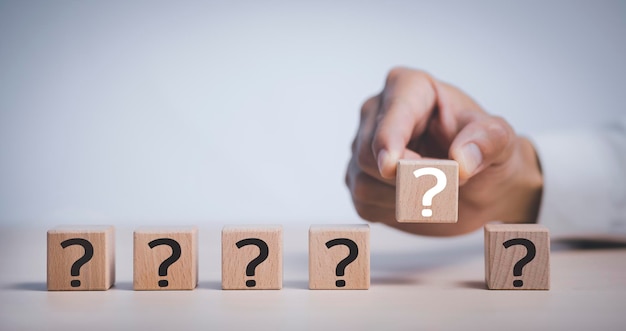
left=309, top=228, right=370, bottom=290
left=363, top=229, right=371, bottom=289
left=222, top=228, right=283, bottom=290
left=105, top=227, right=115, bottom=289
left=221, top=230, right=227, bottom=289
left=396, top=160, right=458, bottom=223
left=133, top=232, right=140, bottom=290
left=276, top=229, right=283, bottom=288
left=546, top=237, right=551, bottom=289
left=484, top=223, right=549, bottom=233
left=192, top=229, right=199, bottom=286
left=133, top=231, right=198, bottom=290
left=487, top=229, right=550, bottom=290
left=308, top=229, right=314, bottom=289
left=484, top=227, right=492, bottom=287
left=47, top=230, right=109, bottom=291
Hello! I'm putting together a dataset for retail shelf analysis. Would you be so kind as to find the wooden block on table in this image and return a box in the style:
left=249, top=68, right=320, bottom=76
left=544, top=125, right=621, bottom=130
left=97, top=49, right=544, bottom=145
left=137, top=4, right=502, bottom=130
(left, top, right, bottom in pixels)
left=47, top=225, right=115, bottom=291
left=133, top=226, right=198, bottom=290
left=484, top=223, right=550, bottom=290
left=396, top=159, right=458, bottom=223
left=222, top=225, right=283, bottom=290
left=309, top=224, right=370, bottom=290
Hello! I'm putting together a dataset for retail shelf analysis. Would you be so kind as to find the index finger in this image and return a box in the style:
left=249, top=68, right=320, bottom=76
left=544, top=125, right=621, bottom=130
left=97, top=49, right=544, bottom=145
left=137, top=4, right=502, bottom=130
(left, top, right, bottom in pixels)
left=371, top=67, right=438, bottom=178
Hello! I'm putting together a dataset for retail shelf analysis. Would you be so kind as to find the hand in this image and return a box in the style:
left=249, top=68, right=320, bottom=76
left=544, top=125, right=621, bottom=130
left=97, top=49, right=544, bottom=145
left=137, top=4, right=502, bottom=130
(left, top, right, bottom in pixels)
left=345, top=67, right=543, bottom=236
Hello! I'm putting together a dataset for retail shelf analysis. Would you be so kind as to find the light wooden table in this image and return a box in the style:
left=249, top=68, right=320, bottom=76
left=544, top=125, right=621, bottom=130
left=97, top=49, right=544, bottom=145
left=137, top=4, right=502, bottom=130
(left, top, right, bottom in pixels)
left=1, top=224, right=625, bottom=330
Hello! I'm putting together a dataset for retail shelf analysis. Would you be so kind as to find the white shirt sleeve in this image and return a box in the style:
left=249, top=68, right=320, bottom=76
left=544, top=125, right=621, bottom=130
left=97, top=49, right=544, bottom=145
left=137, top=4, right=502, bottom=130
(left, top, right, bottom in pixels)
left=531, top=117, right=626, bottom=237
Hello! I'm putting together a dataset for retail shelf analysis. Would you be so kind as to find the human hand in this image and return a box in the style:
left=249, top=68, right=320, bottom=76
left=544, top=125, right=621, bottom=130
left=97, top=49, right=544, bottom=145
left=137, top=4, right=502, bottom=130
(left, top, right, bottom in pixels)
left=345, top=67, right=543, bottom=236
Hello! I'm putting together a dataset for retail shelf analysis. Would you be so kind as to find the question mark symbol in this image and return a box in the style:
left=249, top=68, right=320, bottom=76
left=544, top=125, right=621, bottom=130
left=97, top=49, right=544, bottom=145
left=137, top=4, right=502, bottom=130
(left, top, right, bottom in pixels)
left=148, top=238, right=182, bottom=288
left=503, top=238, right=536, bottom=287
left=60, top=238, right=94, bottom=288
left=325, top=238, right=359, bottom=288
left=413, top=167, right=447, bottom=217
left=236, top=238, right=269, bottom=288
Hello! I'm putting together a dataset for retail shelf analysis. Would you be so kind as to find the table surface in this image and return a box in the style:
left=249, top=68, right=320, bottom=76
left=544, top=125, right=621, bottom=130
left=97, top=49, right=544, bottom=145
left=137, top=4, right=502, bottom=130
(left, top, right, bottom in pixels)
left=1, top=224, right=625, bottom=331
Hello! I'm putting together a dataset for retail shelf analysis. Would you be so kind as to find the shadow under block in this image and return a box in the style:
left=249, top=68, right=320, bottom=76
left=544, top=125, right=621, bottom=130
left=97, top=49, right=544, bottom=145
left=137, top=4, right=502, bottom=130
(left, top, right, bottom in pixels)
left=222, top=225, right=283, bottom=290
left=133, top=227, right=198, bottom=290
left=396, top=159, right=458, bottom=223
left=47, top=225, right=115, bottom=291
left=309, top=224, right=370, bottom=290
left=484, top=224, right=550, bottom=290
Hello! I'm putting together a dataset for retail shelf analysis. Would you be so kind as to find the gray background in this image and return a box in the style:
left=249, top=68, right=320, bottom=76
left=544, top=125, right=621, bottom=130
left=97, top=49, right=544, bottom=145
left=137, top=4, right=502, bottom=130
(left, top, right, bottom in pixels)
left=1, top=1, right=624, bottom=226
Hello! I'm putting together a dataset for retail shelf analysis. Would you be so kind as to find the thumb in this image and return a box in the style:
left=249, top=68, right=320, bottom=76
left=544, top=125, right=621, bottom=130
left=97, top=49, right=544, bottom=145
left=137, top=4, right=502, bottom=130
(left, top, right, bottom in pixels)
left=449, top=116, right=515, bottom=183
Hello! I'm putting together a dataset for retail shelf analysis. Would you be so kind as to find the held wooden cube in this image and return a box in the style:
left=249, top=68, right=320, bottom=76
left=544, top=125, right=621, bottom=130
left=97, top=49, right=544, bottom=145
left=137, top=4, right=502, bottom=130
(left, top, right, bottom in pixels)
left=133, top=226, right=198, bottom=290
left=396, top=159, right=458, bottom=223
left=47, top=225, right=115, bottom=291
left=309, top=224, right=370, bottom=290
left=222, top=225, right=283, bottom=290
left=484, top=224, right=550, bottom=290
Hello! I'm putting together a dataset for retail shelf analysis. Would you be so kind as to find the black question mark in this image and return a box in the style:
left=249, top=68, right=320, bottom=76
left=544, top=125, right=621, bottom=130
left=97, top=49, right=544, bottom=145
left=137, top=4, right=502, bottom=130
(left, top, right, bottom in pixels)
left=325, top=238, right=359, bottom=288
left=60, top=238, right=94, bottom=288
left=148, top=238, right=182, bottom=288
left=236, top=238, right=269, bottom=288
left=502, top=238, right=536, bottom=288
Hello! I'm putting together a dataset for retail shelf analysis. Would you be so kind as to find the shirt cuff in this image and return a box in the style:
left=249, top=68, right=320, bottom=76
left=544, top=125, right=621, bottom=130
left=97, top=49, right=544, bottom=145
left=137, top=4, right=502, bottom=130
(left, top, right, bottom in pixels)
left=530, top=130, right=617, bottom=237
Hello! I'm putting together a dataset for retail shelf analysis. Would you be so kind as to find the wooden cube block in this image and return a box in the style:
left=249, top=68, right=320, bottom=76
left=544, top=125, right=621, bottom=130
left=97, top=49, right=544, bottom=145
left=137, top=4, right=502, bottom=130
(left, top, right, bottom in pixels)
left=47, top=225, right=115, bottom=291
left=309, top=224, right=370, bottom=290
left=133, top=226, right=198, bottom=290
left=396, top=159, right=458, bottom=223
left=222, top=225, right=283, bottom=290
left=484, top=224, right=550, bottom=290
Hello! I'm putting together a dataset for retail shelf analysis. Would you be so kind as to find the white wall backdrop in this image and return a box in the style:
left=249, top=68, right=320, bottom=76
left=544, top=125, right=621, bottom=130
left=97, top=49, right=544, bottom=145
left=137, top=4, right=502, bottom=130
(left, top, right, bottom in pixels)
left=1, top=1, right=625, bottom=226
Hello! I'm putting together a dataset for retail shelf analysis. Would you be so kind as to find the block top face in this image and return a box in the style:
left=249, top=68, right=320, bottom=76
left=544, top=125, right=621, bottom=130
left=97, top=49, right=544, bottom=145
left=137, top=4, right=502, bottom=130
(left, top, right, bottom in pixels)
left=309, top=224, right=370, bottom=233
left=398, top=159, right=457, bottom=167
left=485, top=224, right=549, bottom=233
left=48, top=225, right=114, bottom=233
left=222, top=225, right=282, bottom=233
left=134, top=226, right=198, bottom=234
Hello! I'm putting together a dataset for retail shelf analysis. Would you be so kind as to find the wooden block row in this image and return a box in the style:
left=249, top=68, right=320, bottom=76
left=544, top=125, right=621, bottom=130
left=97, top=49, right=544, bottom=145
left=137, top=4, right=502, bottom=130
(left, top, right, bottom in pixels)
left=47, top=159, right=550, bottom=292
left=47, top=224, right=371, bottom=291
left=47, top=223, right=550, bottom=291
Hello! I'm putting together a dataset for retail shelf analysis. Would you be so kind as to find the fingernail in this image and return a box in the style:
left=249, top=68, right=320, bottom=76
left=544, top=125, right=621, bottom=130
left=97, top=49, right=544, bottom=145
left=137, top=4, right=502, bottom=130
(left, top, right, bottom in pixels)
left=458, top=143, right=482, bottom=175
left=377, top=149, right=389, bottom=175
